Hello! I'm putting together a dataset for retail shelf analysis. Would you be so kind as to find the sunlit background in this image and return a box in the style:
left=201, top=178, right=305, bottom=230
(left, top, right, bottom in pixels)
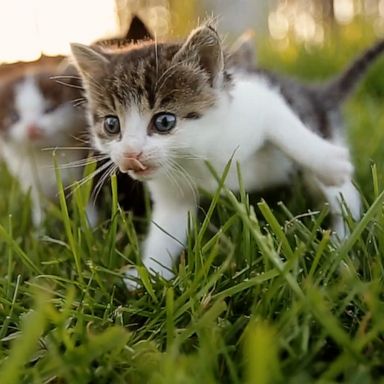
left=268, top=0, right=384, bottom=45
left=0, top=0, right=170, bottom=63
left=0, top=0, right=384, bottom=64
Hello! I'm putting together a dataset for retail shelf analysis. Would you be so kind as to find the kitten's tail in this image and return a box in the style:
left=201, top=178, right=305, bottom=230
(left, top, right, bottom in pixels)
left=321, top=39, right=384, bottom=107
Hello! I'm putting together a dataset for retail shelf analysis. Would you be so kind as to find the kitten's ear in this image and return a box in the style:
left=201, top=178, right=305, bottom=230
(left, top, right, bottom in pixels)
left=228, top=30, right=257, bottom=70
left=125, top=15, right=153, bottom=41
left=70, top=43, right=109, bottom=79
left=174, top=25, right=224, bottom=87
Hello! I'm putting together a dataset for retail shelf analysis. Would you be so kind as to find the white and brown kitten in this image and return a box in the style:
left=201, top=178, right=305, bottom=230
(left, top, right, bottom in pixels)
left=0, top=64, right=87, bottom=226
left=71, top=24, right=373, bottom=289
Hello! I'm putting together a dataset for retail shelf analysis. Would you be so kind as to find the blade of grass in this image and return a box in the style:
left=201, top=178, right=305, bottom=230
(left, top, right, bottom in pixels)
left=53, top=152, right=83, bottom=283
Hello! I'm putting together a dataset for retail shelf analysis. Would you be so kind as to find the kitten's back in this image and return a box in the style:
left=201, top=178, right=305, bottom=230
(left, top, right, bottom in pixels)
left=248, top=39, right=384, bottom=139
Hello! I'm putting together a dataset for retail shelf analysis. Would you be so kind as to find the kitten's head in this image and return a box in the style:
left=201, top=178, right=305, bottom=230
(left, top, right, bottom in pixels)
left=0, top=66, right=86, bottom=149
left=71, top=24, right=230, bottom=181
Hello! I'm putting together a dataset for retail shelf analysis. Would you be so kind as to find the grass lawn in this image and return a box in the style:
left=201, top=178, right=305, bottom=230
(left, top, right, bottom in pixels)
left=1, top=24, right=384, bottom=383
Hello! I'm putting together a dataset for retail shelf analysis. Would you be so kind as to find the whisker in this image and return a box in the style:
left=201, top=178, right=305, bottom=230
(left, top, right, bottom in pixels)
left=91, top=163, right=118, bottom=205
left=52, top=79, right=84, bottom=90
left=48, top=155, right=109, bottom=170
left=42, top=146, right=93, bottom=151
left=73, top=101, right=87, bottom=108
left=50, top=75, right=83, bottom=80
left=71, top=97, right=84, bottom=103
left=91, top=165, right=113, bottom=201
left=71, top=97, right=87, bottom=107
left=154, top=31, right=159, bottom=80
left=70, top=135, right=92, bottom=145
left=159, top=159, right=184, bottom=198
left=171, top=154, right=205, bottom=161
left=167, top=158, right=198, bottom=203
left=63, top=159, right=113, bottom=198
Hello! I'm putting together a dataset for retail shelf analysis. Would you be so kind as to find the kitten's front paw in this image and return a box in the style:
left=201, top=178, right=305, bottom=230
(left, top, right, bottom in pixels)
left=315, top=145, right=353, bottom=186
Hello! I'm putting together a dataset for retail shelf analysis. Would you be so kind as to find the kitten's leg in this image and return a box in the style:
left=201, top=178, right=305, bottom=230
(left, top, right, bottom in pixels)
left=124, top=186, right=196, bottom=290
left=266, top=106, right=352, bottom=186
left=318, top=180, right=361, bottom=240
left=305, top=174, right=361, bottom=239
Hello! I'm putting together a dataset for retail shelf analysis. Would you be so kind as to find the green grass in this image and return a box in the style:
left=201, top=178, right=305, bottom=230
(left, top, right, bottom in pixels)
left=1, top=28, right=384, bottom=383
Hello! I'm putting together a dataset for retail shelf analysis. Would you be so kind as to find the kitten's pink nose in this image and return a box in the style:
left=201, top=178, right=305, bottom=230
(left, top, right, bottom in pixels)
left=27, top=123, right=43, bottom=140
left=119, top=152, right=146, bottom=173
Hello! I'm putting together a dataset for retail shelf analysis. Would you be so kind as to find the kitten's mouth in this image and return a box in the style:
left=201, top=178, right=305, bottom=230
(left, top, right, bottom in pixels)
left=119, top=157, right=147, bottom=173
left=118, top=157, right=156, bottom=178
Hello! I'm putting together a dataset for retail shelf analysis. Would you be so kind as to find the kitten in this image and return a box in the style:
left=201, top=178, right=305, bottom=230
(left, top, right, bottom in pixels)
left=71, top=24, right=374, bottom=289
left=0, top=64, right=87, bottom=226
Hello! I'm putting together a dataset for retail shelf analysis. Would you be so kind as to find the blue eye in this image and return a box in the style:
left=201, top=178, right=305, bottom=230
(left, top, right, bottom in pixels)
left=153, top=112, right=176, bottom=133
left=104, top=115, right=120, bottom=135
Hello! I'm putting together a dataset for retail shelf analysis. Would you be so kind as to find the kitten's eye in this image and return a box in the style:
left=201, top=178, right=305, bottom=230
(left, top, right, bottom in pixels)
left=104, top=115, right=120, bottom=135
left=44, top=104, right=56, bottom=114
left=153, top=112, right=176, bottom=133
left=9, top=110, right=19, bottom=124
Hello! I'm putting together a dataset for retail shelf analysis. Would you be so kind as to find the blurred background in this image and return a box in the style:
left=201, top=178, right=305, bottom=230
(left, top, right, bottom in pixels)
left=0, top=0, right=384, bottom=63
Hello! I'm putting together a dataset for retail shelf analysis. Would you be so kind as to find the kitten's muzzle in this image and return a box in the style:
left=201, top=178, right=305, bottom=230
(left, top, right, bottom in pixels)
left=27, top=123, right=43, bottom=140
left=119, top=153, right=147, bottom=173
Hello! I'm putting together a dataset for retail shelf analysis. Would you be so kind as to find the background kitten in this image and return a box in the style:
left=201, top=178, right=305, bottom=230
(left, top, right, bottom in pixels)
left=0, top=64, right=87, bottom=226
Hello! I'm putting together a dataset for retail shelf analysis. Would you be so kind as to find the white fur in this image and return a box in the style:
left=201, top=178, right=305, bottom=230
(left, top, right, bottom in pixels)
left=94, top=72, right=357, bottom=289
left=318, top=180, right=361, bottom=239
left=0, top=77, right=86, bottom=226
left=314, top=133, right=361, bottom=240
